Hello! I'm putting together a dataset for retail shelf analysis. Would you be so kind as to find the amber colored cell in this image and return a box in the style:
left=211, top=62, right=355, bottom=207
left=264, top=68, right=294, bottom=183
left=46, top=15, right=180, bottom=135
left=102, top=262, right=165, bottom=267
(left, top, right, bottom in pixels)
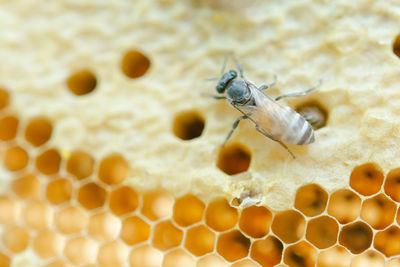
left=351, top=250, right=385, bottom=267
left=0, top=89, right=9, bottom=109
left=32, top=230, right=64, bottom=259
left=306, top=216, right=338, bottom=249
left=339, top=221, right=373, bottom=254
left=173, top=111, right=205, bottom=140
left=44, top=260, right=69, bottom=267
left=393, top=34, right=400, bottom=58
left=4, top=146, right=28, bottom=171
left=283, top=241, right=317, bottom=267
left=129, top=245, right=163, bottom=267
left=374, top=225, right=400, bottom=257
left=173, top=194, right=205, bottom=227
left=152, top=220, right=183, bottom=251
left=64, top=236, right=97, bottom=266
left=141, top=189, right=174, bottom=221
left=239, top=205, right=272, bottom=238
left=271, top=210, right=306, bottom=244
left=163, top=249, right=196, bottom=267
left=46, top=178, right=72, bottom=205
left=328, top=189, right=361, bottom=224
left=66, top=150, right=94, bottom=179
left=295, top=184, right=328, bottom=217
left=250, top=236, right=283, bottom=267
left=0, top=252, right=10, bottom=267
left=88, top=212, right=121, bottom=242
left=77, top=182, right=107, bottom=210
left=12, top=174, right=40, bottom=199
left=2, top=226, right=30, bottom=253
left=109, top=186, right=139, bottom=216
left=0, top=195, right=20, bottom=224
left=0, top=115, right=18, bottom=141
left=317, top=245, right=351, bottom=267
left=24, top=117, right=53, bottom=147
left=217, top=230, right=251, bottom=262
left=36, top=149, right=61, bottom=175
left=67, top=70, right=97, bottom=96
left=56, top=205, right=89, bottom=234
left=197, top=254, right=228, bottom=267
left=97, top=241, right=129, bottom=267
left=185, top=225, right=215, bottom=256
left=98, top=153, right=129, bottom=185
left=350, top=163, right=383, bottom=196
left=206, top=198, right=238, bottom=232
left=384, top=168, right=400, bottom=202
left=217, top=143, right=251, bottom=175
left=121, top=50, right=151, bottom=78
left=360, top=193, right=397, bottom=230
left=121, top=216, right=150, bottom=246
left=397, top=207, right=400, bottom=225
left=23, top=200, right=53, bottom=230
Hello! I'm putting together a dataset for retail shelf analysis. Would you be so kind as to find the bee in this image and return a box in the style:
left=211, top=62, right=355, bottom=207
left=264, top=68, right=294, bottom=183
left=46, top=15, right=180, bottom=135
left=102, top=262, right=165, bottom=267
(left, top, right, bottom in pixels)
left=210, top=56, right=321, bottom=158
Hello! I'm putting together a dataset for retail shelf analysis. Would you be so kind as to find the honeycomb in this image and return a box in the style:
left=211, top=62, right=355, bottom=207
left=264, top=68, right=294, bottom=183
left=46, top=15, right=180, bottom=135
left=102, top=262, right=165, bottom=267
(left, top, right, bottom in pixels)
left=2, top=1, right=400, bottom=267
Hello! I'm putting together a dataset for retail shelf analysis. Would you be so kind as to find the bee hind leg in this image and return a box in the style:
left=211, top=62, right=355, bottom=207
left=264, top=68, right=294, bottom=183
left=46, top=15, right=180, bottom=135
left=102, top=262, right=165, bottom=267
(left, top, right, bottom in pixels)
left=275, top=79, right=322, bottom=101
left=222, top=115, right=248, bottom=147
left=255, top=126, right=296, bottom=159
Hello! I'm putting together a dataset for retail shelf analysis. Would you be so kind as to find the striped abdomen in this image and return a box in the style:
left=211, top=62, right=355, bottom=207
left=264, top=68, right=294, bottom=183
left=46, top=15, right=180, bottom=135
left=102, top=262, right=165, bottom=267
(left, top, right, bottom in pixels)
left=279, top=107, right=315, bottom=145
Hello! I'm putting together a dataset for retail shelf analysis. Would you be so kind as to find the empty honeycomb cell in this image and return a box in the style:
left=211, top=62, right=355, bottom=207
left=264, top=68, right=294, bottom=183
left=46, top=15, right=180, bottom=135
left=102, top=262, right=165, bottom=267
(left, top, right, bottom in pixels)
left=152, top=220, right=183, bottom=251
left=173, top=194, right=205, bottom=227
left=56, top=205, right=88, bottom=234
left=271, top=210, right=306, bottom=244
left=283, top=241, right=317, bottom=267
left=360, top=193, right=397, bottom=230
left=36, top=148, right=61, bottom=175
left=217, top=143, right=251, bottom=175
left=339, top=221, right=373, bottom=254
left=296, top=102, right=327, bottom=130
left=393, top=34, right=400, bottom=58
left=88, top=211, right=121, bottom=242
left=163, top=249, right=196, bottom=267
left=397, top=207, right=400, bottom=225
left=11, top=174, right=40, bottom=199
left=66, top=150, right=95, bottom=180
left=67, top=70, right=97, bottom=96
left=173, top=111, right=205, bottom=140
left=350, top=163, right=383, bottom=196
left=305, top=216, right=339, bottom=249
left=239, top=205, right=272, bottom=238
left=0, top=252, right=10, bottom=267
left=384, top=168, right=400, bottom=202
left=64, top=236, right=97, bottom=266
left=184, top=225, right=215, bottom=256
left=317, top=245, right=352, bottom=267
left=141, top=189, right=174, bottom=221
left=216, top=230, right=251, bottom=262
left=0, top=115, right=18, bottom=141
left=24, top=117, right=52, bottom=147
left=0, top=195, right=20, bottom=224
left=46, top=178, right=73, bottom=205
left=197, top=254, right=228, bottom=267
left=231, top=259, right=258, bottom=267
left=97, top=241, right=129, bottom=267
left=109, top=186, right=139, bottom=216
left=351, top=250, right=385, bottom=267
left=98, top=153, right=129, bottom=185
left=120, top=216, right=150, bottom=245
left=327, top=189, right=361, bottom=224
left=205, top=198, right=238, bottom=231
left=374, top=225, right=400, bottom=257
left=250, top=236, right=283, bottom=267
left=77, top=182, right=107, bottom=210
left=44, top=260, right=69, bottom=267
left=23, top=200, right=53, bottom=230
left=32, top=230, right=64, bottom=259
left=129, top=244, right=163, bottom=267
left=4, top=145, right=28, bottom=171
left=2, top=225, right=30, bottom=253
left=294, top=184, right=328, bottom=217
left=0, top=88, right=9, bottom=109
left=121, top=50, right=151, bottom=78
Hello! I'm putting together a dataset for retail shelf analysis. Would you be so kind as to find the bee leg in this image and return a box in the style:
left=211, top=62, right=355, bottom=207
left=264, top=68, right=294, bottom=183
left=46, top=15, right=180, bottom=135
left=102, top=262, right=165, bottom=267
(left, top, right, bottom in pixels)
left=255, top=127, right=296, bottom=159
left=222, top=115, right=248, bottom=147
left=259, top=75, right=278, bottom=91
left=275, top=79, right=322, bottom=101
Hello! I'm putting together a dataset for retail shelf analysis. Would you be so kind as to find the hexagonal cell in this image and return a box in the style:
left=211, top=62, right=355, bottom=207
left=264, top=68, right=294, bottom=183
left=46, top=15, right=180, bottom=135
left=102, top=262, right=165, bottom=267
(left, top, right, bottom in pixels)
left=77, top=182, right=107, bottom=210
left=23, top=200, right=54, bottom=230
left=0, top=195, right=20, bottom=224
left=98, top=153, right=129, bottom=185
left=120, top=216, right=150, bottom=246
left=2, top=225, right=30, bottom=253
left=163, top=249, right=196, bottom=267
left=283, top=241, right=317, bottom=267
left=12, top=174, right=41, bottom=199
left=129, top=244, right=163, bottom=267
left=317, top=245, right=351, bottom=267
left=141, top=189, right=174, bottom=221
left=351, top=250, right=385, bottom=267
left=24, top=117, right=52, bottom=147
left=305, top=216, right=339, bottom=249
left=64, top=236, right=97, bottom=266
left=217, top=230, right=251, bottom=262
left=36, top=148, right=61, bottom=175
left=0, top=115, right=18, bottom=141
left=397, top=207, right=400, bottom=225
left=239, top=205, right=272, bottom=238
left=384, top=167, right=400, bottom=202
left=67, top=69, right=97, bottom=96
left=339, top=221, right=373, bottom=254
left=185, top=225, right=215, bottom=257
left=97, top=241, right=129, bottom=267
left=152, top=220, right=183, bottom=251
left=121, top=50, right=151, bottom=78
left=88, top=211, right=121, bottom=242
left=271, top=210, right=306, bottom=244
left=327, top=189, right=362, bottom=224
left=56, top=205, right=89, bottom=234
left=173, top=111, right=205, bottom=140
left=294, top=184, right=328, bottom=217
left=66, top=150, right=95, bottom=180
left=217, top=143, right=251, bottom=175
left=4, top=145, right=28, bottom=171
left=205, top=198, right=238, bottom=232
left=197, top=254, right=228, bottom=267
left=46, top=178, right=73, bottom=205
left=0, top=88, right=9, bottom=109
left=0, top=252, right=10, bottom=267
left=388, top=258, right=400, bottom=267
left=173, top=194, right=205, bottom=227
left=360, top=193, right=397, bottom=230
left=109, top=185, right=139, bottom=216
left=374, top=225, right=400, bottom=257
left=350, top=163, right=383, bottom=196
left=231, top=259, right=259, bottom=267
left=32, top=230, right=64, bottom=259
left=250, top=236, right=283, bottom=267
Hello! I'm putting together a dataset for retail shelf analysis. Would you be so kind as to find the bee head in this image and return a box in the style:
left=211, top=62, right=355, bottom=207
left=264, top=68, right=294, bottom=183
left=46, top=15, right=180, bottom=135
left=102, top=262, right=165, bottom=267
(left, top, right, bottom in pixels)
left=216, top=70, right=237, bottom=93
left=227, top=80, right=251, bottom=105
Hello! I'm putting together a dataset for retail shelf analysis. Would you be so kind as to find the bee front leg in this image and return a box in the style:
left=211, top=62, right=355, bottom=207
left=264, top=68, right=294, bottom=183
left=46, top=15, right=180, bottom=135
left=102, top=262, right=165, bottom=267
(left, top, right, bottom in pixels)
left=222, top=115, right=248, bottom=147
left=255, top=126, right=296, bottom=159
left=259, top=75, right=278, bottom=91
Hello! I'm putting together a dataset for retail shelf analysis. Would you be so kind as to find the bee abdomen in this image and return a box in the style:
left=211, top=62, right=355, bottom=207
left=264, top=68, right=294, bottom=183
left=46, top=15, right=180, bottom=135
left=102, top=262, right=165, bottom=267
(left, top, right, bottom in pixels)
left=282, top=112, right=315, bottom=145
